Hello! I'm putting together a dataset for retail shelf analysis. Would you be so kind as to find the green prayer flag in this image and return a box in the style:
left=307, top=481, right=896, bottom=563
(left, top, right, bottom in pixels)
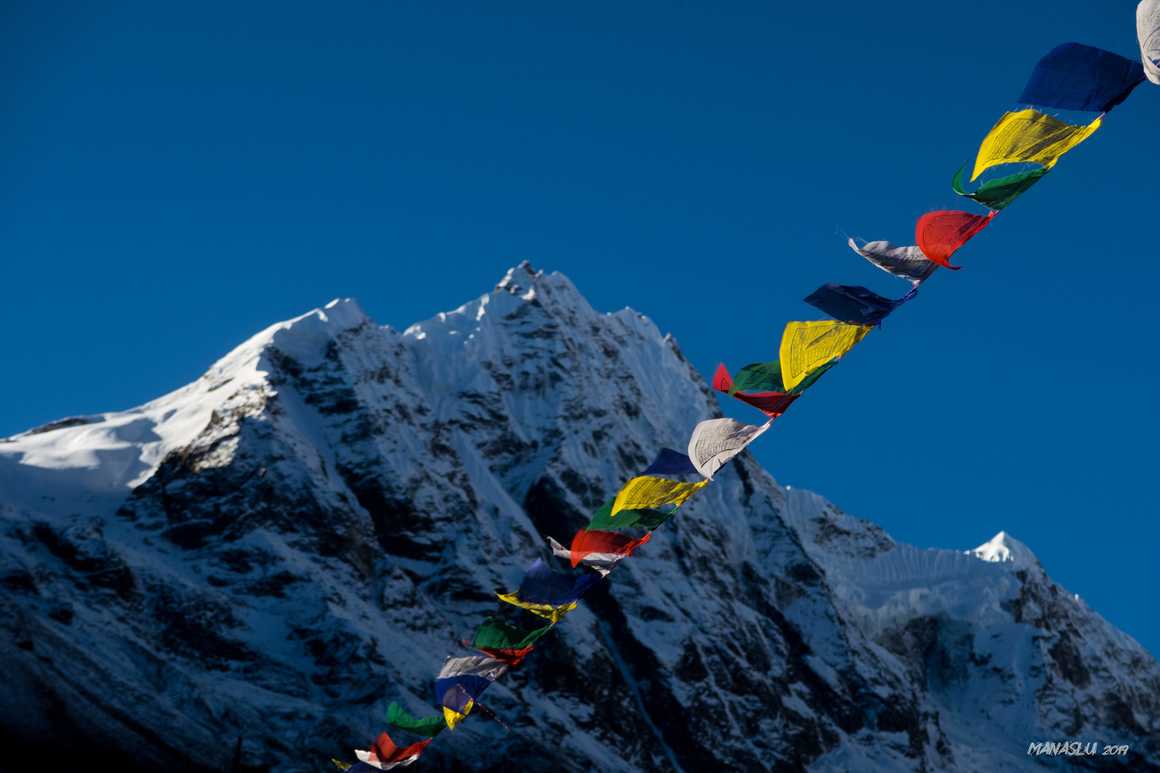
left=730, top=359, right=832, bottom=396
left=386, top=702, right=446, bottom=738
left=952, top=164, right=1047, bottom=211
left=586, top=500, right=674, bottom=531
left=729, top=361, right=784, bottom=394
left=472, top=616, right=553, bottom=651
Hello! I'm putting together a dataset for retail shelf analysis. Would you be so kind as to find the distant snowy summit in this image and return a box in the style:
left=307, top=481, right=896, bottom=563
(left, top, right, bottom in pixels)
left=0, top=263, right=1157, bottom=771
left=969, top=530, right=1035, bottom=566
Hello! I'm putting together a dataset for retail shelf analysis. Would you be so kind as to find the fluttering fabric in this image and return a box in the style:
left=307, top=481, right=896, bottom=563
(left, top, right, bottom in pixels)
left=385, top=703, right=445, bottom=738
left=915, top=210, right=996, bottom=269
left=1019, top=42, right=1144, bottom=112
left=441, top=699, right=472, bottom=731
left=471, top=614, right=552, bottom=665
left=586, top=499, right=673, bottom=531
left=951, top=165, right=1047, bottom=211
left=972, top=109, right=1101, bottom=181
left=550, top=531, right=652, bottom=574
left=434, top=655, right=507, bottom=718
left=779, top=321, right=871, bottom=392
left=640, top=448, right=699, bottom=477
left=803, top=284, right=913, bottom=325
left=497, top=559, right=602, bottom=621
left=720, top=360, right=782, bottom=393
left=1142, top=0, right=1160, bottom=85
left=847, top=238, right=937, bottom=285
left=711, top=363, right=799, bottom=417
left=354, top=733, right=432, bottom=770
left=714, top=359, right=833, bottom=397
left=687, top=418, right=770, bottom=479
left=610, top=476, right=708, bottom=516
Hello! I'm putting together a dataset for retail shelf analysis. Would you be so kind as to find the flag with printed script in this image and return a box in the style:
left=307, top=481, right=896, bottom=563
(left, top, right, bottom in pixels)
left=1019, top=42, right=1143, bottom=112
left=1141, top=0, right=1160, bottom=85
left=687, top=418, right=770, bottom=479
left=972, top=109, right=1101, bottom=180
left=951, top=165, right=1047, bottom=211
left=610, top=476, right=709, bottom=516
left=915, top=210, right=996, bottom=269
left=586, top=499, right=674, bottom=531
left=847, top=238, right=937, bottom=285
left=778, top=321, right=871, bottom=392
left=803, top=283, right=914, bottom=326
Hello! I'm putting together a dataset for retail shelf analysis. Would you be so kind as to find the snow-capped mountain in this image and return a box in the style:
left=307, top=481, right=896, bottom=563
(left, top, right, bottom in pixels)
left=1, top=263, right=1156, bottom=772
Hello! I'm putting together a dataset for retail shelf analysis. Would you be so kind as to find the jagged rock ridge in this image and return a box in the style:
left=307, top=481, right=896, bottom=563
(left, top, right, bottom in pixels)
left=1, top=263, right=1156, bottom=772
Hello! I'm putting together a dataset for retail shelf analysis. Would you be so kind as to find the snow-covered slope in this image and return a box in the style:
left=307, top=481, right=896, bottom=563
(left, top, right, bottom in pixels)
left=1, top=263, right=1156, bottom=772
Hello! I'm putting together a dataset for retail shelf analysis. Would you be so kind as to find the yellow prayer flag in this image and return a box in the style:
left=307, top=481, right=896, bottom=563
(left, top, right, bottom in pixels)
left=443, top=700, right=473, bottom=730
left=610, top=476, right=708, bottom=516
left=496, top=593, right=578, bottom=623
left=778, top=321, right=871, bottom=392
left=971, top=109, right=1101, bottom=181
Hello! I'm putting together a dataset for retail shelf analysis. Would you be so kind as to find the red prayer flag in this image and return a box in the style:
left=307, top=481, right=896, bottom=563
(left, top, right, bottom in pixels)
left=568, top=530, right=652, bottom=567
left=712, top=363, right=734, bottom=392
left=915, top=210, right=996, bottom=269
left=732, top=391, right=798, bottom=417
left=367, top=732, right=432, bottom=767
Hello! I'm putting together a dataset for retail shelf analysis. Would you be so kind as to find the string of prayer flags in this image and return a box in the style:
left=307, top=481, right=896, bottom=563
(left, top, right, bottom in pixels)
left=915, top=210, right=996, bottom=269
left=779, top=321, right=871, bottom=392
left=1018, top=42, right=1144, bottom=112
left=803, top=284, right=914, bottom=326
left=640, top=448, right=699, bottom=477
left=951, top=164, right=1047, bottom=211
left=971, top=109, right=1101, bottom=181
left=339, top=6, right=1153, bottom=765
left=385, top=703, right=445, bottom=738
left=586, top=499, right=674, bottom=531
left=846, top=238, right=937, bottom=285
left=1141, top=0, right=1160, bottom=85
left=354, top=733, right=432, bottom=770
left=610, top=476, right=709, bottom=516
left=687, top=418, right=770, bottom=480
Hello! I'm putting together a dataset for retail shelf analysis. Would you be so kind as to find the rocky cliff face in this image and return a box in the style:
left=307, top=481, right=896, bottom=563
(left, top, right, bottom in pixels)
left=1, top=263, right=1156, bottom=772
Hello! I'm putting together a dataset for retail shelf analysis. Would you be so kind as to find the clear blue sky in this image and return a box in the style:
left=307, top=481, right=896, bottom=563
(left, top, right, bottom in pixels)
left=3, top=1, right=1158, bottom=655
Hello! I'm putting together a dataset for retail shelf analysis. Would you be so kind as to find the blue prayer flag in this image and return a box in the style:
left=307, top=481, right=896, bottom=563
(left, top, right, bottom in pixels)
left=1019, top=42, right=1144, bottom=113
left=641, top=448, right=698, bottom=477
left=803, top=284, right=912, bottom=326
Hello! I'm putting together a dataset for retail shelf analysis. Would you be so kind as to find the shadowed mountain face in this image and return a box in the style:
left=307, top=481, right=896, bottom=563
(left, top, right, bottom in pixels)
left=1, top=263, right=1157, bottom=772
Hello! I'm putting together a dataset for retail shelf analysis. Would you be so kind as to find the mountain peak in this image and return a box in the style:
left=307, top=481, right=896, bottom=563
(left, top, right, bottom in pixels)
left=3, top=267, right=1159, bottom=770
left=495, top=260, right=542, bottom=294
left=321, top=297, right=369, bottom=328
left=969, top=530, right=1036, bottom=567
